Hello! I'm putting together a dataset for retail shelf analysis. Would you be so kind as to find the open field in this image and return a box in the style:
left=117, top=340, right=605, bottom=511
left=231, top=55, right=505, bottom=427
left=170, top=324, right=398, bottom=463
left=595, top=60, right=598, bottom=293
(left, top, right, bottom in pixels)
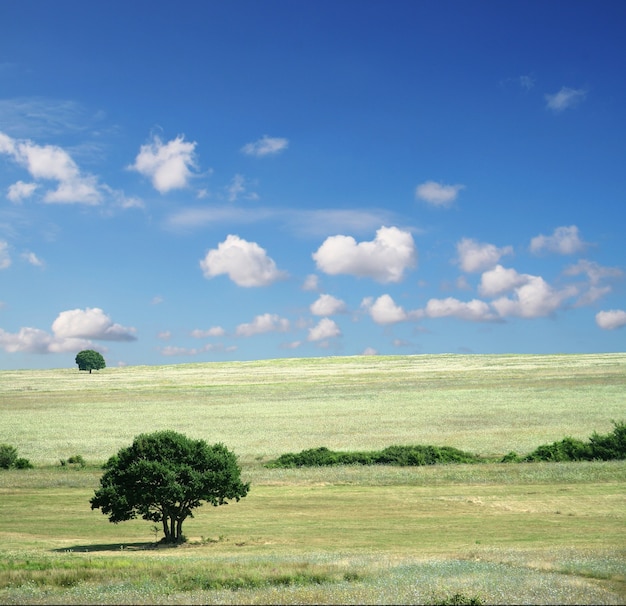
left=3, top=353, right=625, bottom=465
left=1, top=353, right=625, bottom=603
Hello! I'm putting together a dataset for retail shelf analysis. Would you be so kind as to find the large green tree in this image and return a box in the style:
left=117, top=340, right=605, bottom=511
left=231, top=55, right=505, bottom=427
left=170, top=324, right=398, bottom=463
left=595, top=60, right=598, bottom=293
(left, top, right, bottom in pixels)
left=75, top=349, right=106, bottom=373
left=90, top=431, right=249, bottom=543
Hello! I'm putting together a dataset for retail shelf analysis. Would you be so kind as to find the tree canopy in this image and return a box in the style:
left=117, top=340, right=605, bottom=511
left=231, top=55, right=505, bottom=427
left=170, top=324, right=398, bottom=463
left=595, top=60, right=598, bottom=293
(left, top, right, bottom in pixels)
left=90, top=431, right=249, bottom=543
left=75, top=349, right=106, bottom=373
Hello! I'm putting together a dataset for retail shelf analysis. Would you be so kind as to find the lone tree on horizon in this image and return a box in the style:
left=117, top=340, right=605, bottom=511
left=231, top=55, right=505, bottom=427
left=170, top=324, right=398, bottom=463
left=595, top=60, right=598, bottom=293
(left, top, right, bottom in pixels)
left=90, top=431, right=249, bottom=544
left=75, top=349, right=106, bottom=373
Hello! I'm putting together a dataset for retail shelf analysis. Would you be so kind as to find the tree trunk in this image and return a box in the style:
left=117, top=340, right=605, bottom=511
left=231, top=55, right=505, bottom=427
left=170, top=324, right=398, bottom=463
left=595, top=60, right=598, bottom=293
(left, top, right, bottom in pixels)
left=162, top=518, right=171, bottom=542
left=175, top=518, right=183, bottom=542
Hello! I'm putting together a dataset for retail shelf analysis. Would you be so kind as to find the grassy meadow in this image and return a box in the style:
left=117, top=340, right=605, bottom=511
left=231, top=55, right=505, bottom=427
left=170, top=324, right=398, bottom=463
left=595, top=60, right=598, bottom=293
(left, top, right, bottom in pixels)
left=1, top=353, right=625, bottom=604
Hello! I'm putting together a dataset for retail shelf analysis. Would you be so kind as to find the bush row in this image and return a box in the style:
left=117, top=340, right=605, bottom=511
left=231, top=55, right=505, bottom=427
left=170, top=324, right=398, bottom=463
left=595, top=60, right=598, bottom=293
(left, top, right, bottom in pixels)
left=266, top=444, right=480, bottom=468
left=267, top=421, right=626, bottom=468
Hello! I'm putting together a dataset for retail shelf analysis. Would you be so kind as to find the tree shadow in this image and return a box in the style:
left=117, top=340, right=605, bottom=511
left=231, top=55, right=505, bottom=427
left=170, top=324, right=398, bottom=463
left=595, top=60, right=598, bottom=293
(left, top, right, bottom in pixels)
left=51, top=541, right=174, bottom=553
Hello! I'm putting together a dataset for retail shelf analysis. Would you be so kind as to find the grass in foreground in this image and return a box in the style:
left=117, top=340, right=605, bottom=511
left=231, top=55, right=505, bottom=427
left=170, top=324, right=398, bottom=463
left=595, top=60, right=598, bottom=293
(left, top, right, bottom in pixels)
left=0, top=462, right=624, bottom=604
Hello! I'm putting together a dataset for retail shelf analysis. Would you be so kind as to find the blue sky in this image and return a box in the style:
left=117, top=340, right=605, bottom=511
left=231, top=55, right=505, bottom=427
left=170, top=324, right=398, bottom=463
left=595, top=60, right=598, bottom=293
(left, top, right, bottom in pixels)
left=1, top=0, right=625, bottom=370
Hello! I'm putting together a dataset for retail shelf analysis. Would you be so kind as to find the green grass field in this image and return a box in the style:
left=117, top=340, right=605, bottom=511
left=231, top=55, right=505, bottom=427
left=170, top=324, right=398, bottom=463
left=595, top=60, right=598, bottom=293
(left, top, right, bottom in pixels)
left=1, top=353, right=625, bottom=604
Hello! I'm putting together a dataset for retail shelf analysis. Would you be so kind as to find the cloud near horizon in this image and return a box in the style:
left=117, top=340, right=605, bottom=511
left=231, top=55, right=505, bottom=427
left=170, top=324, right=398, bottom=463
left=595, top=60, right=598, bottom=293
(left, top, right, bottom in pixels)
left=0, top=307, right=136, bottom=354
left=595, top=309, right=626, bottom=330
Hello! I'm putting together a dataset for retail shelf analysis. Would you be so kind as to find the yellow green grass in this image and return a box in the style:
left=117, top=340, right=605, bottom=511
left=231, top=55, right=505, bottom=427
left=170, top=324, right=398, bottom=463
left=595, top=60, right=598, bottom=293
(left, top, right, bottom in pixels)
left=0, top=353, right=625, bottom=603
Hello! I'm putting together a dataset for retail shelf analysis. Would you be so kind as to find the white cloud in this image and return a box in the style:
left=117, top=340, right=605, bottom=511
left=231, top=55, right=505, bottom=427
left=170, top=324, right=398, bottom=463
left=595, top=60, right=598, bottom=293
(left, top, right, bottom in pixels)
left=313, top=226, right=416, bottom=283
left=457, top=238, right=513, bottom=273
left=236, top=313, right=290, bottom=337
left=241, top=135, right=288, bottom=157
left=361, top=294, right=418, bottom=325
left=563, top=259, right=623, bottom=285
left=21, top=251, right=44, bottom=267
left=0, top=241, right=11, bottom=269
left=200, top=234, right=288, bottom=287
left=51, top=307, right=137, bottom=341
left=491, top=276, right=577, bottom=318
left=308, top=317, right=341, bottom=341
left=7, top=180, right=37, bottom=203
left=130, top=134, right=198, bottom=193
left=530, top=225, right=587, bottom=255
left=362, top=347, right=378, bottom=355
left=0, top=327, right=91, bottom=354
left=545, top=87, right=586, bottom=112
left=564, top=259, right=623, bottom=307
left=415, top=181, right=464, bottom=207
left=595, top=309, right=626, bottom=330
left=424, top=297, right=497, bottom=322
left=479, top=265, right=531, bottom=297
left=191, top=326, right=226, bottom=338
left=310, top=294, right=347, bottom=316
left=0, top=131, right=102, bottom=204
left=160, top=344, right=217, bottom=356
left=302, top=274, right=320, bottom=291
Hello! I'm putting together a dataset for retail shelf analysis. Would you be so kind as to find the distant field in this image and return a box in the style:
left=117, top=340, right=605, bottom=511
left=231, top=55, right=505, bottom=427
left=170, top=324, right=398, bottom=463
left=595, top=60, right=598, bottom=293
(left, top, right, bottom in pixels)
left=2, top=353, right=625, bottom=465
left=1, top=353, right=625, bottom=604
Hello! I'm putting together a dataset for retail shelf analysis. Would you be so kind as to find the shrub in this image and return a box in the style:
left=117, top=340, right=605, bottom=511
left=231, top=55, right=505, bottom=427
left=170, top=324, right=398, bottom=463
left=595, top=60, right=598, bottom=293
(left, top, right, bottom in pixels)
left=267, top=444, right=479, bottom=468
left=14, top=457, right=34, bottom=469
left=522, top=436, right=592, bottom=462
left=0, top=444, right=18, bottom=469
left=67, top=455, right=86, bottom=467
left=588, top=420, right=626, bottom=460
left=0, top=444, right=32, bottom=469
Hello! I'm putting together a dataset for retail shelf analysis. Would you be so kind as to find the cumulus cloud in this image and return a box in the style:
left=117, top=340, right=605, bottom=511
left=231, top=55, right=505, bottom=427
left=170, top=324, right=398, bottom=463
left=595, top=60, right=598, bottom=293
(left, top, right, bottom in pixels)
left=0, top=131, right=102, bottom=204
left=200, top=234, right=288, bottom=287
left=530, top=225, right=587, bottom=255
left=491, top=276, right=577, bottom=318
left=479, top=265, right=531, bottom=297
left=0, top=306, right=135, bottom=353
left=313, top=226, right=416, bottom=283
left=457, top=238, right=513, bottom=273
left=7, top=180, right=37, bottom=203
left=415, top=181, right=464, bottom=207
left=545, top=87, right=586, bottom=112
left=0, top=327, right=91, bottom=354
left=361, top=294, right=419, bottom=325
left=310, top=294, right=347, bottom=316
left=595, top=309, right=626, bottom=330
left=308, top=317, right=341, bottom=341
left=424, top=297, right=497, bottom=322
left=241, top=135, right=288, bottom=157
left=130, top=134, right=198, bottom=193
left=51, top=307, right=137, bottom=341
left=235, top=313, right=290, bottom=337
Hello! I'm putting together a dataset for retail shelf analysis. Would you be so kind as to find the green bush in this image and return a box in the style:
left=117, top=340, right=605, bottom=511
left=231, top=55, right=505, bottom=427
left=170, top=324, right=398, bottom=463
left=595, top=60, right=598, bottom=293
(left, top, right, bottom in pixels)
left=14, top=457, right=34, bottom=469
left=588, top=420, right=626, bottom=460
left=0, top=444, right=18, bottom=469
left=267, top=444, right=479, bottom=468
left=0, top=444, right=32, bottom=469
left=522, top=421, right=626, bottom=462
left=522, top=436, right=593, bottom=462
